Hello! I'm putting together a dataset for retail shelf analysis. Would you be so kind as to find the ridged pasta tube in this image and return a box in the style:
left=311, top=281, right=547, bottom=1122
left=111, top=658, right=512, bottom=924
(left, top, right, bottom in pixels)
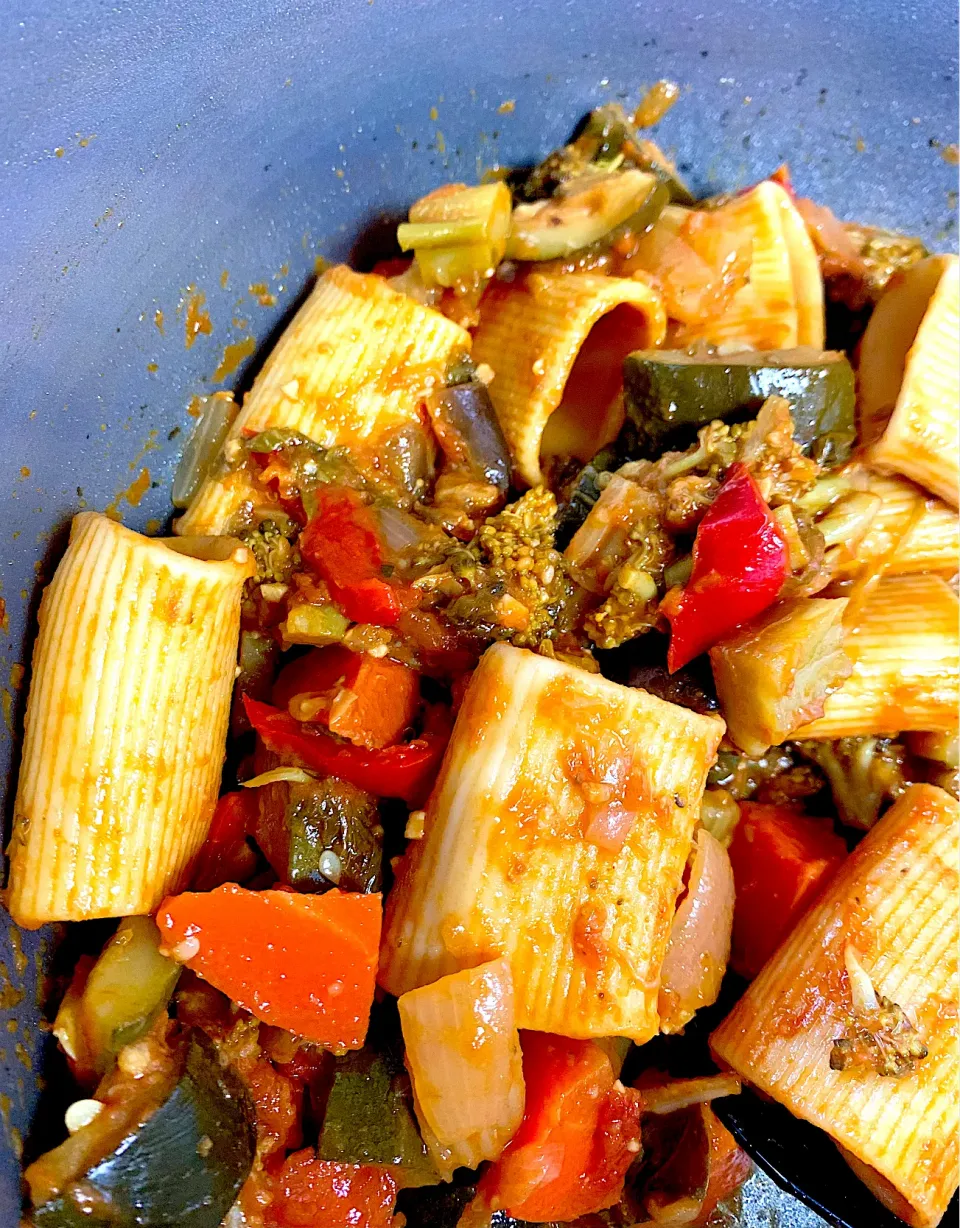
left=471, top=273, right=666, bottom=487
left=794, top=574, right=959, bottom=738
left=682, top=180, right=824, bottom=351
left=178, top=265, right=471, bottom=534
left=711, top=784, right=959, bottom=1228
left=6, top=513, right=254, bottom=927
left=380, top=643, right=724, bottom=1042
left=829, top=470, right=958, bottom=581
left=859, top=255, right=959, bottom=507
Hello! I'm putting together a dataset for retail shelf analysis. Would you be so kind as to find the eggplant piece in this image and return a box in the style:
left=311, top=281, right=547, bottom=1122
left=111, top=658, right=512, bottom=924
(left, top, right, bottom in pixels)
left=429, top=380, right=511, bottom=494
left=507, top=169, right=667, bottom=263
left=254, top=774, right=383, bottom=893
left=623, top=348, right=857, bottom=464
left=597, top=634, right=719, bottom=716
left=79, top=917, right=181, bottom=1075
left=396, top=1183, right=479, bottom=1227
left=27, top=1030, right=255, bottom=1228
left=318, top=1041, right=440, bottom=1187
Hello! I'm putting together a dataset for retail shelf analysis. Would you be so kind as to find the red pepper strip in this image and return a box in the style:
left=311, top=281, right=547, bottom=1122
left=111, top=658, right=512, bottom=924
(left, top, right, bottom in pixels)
left=243, top=696, right=446, bottom=807
left=300, top=487, right=417, bottom=627
left=189, top=791, right=258, bottom=891
left=662, top=463, right=788, bottom=672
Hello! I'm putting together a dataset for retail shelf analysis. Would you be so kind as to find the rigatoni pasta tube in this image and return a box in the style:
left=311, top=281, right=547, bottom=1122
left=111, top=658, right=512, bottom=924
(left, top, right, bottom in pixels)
left=794, top=574, right=959, bottom=738
left=829, top=470, right=958, bottom=581
left=711, top=785, right=959, bottom=1228
left=471, top=272, right=666, bottom=487
left=178, top=265, right=471, bottom=535
left=6, top=513, right=255, bottom=928
left=380, top=643, right=724, bottom=1042
left=859, top=255, right=959, bottom=507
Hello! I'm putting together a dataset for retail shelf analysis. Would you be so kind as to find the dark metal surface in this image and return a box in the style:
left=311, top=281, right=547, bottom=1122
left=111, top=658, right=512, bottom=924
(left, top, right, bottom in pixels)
left=0, top=0, right=957, bottom=1222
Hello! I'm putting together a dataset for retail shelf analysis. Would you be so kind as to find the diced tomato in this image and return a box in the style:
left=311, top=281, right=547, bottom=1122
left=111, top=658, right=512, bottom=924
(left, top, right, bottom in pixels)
left=238, top=1054, right=304, bottom=1158
left=662, top=463, right=789, bottom=672
left=157, top=885, right=381, bottom=1050
left=728, top=802, right=847, bottom=978
left=244, top=696, right=446, bottom=806
left=300, top=487, right=417, bottom=627
left=479, top=1033, right=642, bottom=1222
left=266, top=1152, right=398, bottom=1227
left=189, top=791, right=258, bottom=891
left=697, top=1107, right=753, bottom=1224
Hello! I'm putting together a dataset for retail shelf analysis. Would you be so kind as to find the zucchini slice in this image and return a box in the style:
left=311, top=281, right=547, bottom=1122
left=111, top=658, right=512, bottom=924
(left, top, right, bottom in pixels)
left=28, top=1030, right=255, bottom=1228
left=507, top=169, right=666, bottom=263
left=79, top=917, right=181, bottom=1074
left=623, top=347, right=856, bottom=463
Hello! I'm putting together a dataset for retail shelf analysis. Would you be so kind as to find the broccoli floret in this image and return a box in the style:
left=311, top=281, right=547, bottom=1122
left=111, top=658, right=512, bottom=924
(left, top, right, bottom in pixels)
left=793, top=736, right=910, bottom=830
left=423, top=488, right=579, bottom=652
left=830, top=996, right=929, bottom=1078
left=237, top=517, right=301, bottom=584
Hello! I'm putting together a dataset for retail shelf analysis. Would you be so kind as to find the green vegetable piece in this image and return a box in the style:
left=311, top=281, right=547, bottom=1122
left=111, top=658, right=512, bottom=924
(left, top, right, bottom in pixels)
left=80, top=917, right=181, bottom=1075
left=281, top=602, right=351, bottom=646
left=318, top=1046, right=440, bottom=1186
left=30, top=1030, right=255, bottom=1228
left=507, top=169, right=666, bottom=263
left=253, top=775, right=383, bottom=893
left=622, top=347, right=856, bottom=463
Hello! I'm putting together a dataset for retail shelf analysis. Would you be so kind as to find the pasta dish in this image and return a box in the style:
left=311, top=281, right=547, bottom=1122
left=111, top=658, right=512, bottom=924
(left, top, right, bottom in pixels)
left=7, top=99, right=958, bottom=1228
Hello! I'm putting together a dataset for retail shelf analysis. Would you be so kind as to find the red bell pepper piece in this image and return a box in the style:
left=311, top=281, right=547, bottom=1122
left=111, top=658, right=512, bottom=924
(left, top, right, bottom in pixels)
left=661, top=463, right=788, bottom=672
left=189, top=791, right=258, bottom=891
left=243, top=696, right=446, bottom=806
left=300, top=487, right=417, bottom=627
left=728, top=802, right=847, bottom=978
left=479, top=1033, right=643, bottom=1222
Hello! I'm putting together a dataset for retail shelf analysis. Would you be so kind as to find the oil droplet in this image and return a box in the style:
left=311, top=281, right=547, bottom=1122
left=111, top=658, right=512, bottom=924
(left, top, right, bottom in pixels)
left=19, top=466, right=30, bottom=478
left=220, top=268, right=230, bottom=289
left=145, top=518, right=162, bottom=535
left=249, top=282, right=277, bottom=307
left=154, top=308, right=165, bottom=335
left=146, top=362, right=158, bottom=373
left=15, top=1041, right=31, bottom=1070
left=232, top=316, right=249, bottom=330
left=1, top=691, right=12, bottom=731
left=54, top=147, right=64, bottom=158
left=0, top=598, right=8, bottom=634
left=10, top=664, right=25, bottom=691
left=435, top=130, right=446, bottom=154
left=429, top=106, right=439, bottom=121
left=314, top=256, right=331, bottom=276
left=78, top=134, right=97, bottom=148
left=855, top=136, right=866, bottom=153
left=497, top=99, right=515, bottom=114
left=187, top=395, right=205, bottom=418
left=180, top=286, right=213, bottom=349
left=942, top=143, right=959, bottom=166
left=213, top=336, right=256, bottom=382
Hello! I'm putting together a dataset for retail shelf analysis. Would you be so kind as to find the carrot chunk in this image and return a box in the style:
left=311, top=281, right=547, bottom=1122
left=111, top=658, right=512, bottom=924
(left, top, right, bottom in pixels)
left=157, top=885, right=381, bottom=1049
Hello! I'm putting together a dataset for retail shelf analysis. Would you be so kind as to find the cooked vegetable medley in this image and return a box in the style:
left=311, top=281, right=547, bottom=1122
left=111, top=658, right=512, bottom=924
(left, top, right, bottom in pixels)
left=8, top=92, right=959, bottom=1228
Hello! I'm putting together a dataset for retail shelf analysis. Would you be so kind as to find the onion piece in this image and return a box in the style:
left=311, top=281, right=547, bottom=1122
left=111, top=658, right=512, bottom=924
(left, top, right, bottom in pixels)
left=375, top=505, right=431, bottom=555
left=640, top=1074, right=742, bottom=1116
left=241, top=767, right=316, bottom=789
left=172, top=392, right=238, bottom=508
left=658, top=829, right=735, bottom=1034
left=397, top=957, right=524, bottom=1179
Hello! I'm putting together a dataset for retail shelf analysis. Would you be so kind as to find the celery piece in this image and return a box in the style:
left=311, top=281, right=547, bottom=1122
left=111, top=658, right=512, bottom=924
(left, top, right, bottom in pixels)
left=401, top=182, right=511, bottom=288
left=282, top=603, right=350, bottom=646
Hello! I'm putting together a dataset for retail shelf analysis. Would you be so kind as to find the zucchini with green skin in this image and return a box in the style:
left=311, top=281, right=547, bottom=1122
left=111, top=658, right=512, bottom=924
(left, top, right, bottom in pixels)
left=79, top=917, right=181, bottom=1075
left=507, top=170, right=667, bottom=263
left=254, top=773, right=383, bottom=893
left=27, top=1029, right=255, bottom=1228
left=318, top=1045, right=440, bottom=1186
left=622, top=347, right=856, bottom=463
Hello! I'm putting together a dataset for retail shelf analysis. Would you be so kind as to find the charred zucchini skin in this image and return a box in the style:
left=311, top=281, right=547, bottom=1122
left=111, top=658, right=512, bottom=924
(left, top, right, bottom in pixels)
left=31, top=1031, right=255, bottom=1228
left=623, top=348, right=856, bottom=463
